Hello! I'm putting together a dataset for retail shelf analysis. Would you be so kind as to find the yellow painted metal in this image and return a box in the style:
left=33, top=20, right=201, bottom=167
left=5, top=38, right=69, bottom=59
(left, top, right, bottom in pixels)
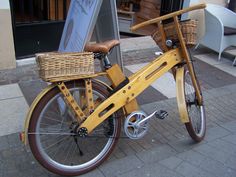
left=57, top=82, right=86, bottom=122
left=85, top=79, right=95, bottom=113
left=106, top=64, right=126, bottom=88
left=129, top=49, right=179, bottom=81
left=106, top=64, right=139, bottom=114
left=22, top=79, right=115, bottom=145
left=80, top=49, right=182, bottom=133
left=176, top=67, right=190, bottom=123
left=157, top=22, right=169, bottom=52
left=82, top=79, right=116, bottom=116
left=22, top=84, right=56, bottom=145
left=48, top=72, right=107, bottom=83
left=173, top=16, right=202, bottom=104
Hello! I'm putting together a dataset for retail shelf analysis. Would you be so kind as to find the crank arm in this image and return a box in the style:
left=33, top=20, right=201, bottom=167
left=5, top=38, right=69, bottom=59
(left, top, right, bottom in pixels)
left=137, top=110, right=168, bottom=126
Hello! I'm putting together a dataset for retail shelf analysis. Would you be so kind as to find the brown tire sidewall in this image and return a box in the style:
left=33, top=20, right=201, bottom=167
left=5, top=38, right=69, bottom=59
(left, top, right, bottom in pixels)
left=183, top=69, right=206, bottom=142
left=28, top=80, right=122, bottom=176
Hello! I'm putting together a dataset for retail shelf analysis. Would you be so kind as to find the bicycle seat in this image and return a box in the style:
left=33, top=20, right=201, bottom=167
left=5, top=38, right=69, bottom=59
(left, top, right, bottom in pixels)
left=84, top=40, right=120, bottom=54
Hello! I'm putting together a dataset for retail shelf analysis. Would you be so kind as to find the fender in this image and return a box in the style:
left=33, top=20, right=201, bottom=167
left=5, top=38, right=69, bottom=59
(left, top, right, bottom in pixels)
left=21, top=83, right=56, bottom=145
left=176, top=67, right=190, bottom=123
left=21, top=79, right=113, bottom=145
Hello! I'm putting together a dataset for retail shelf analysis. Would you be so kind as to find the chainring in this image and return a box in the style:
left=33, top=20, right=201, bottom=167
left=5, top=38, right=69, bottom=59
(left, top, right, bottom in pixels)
left=124, top=111, right=149, bottom=140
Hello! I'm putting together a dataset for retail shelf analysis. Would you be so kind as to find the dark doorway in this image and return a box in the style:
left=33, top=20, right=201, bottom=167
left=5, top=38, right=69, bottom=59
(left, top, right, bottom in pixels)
left=160, top=0, right=184, bottom=23
left=11, top=0, right=71, bottom=59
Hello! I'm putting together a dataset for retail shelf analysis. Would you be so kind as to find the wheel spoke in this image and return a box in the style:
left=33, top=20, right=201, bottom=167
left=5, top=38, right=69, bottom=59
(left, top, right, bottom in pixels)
left=28, top=82, right=121, bottom=175
left=43, top=115, right=71, bottom=125
left=29, top=132, right=76, bottom=135
left=184, top=69, right=206, bottom=142
left=43, top=136, right=71, bottom=151
left=128, top=120, right=136, bottom=126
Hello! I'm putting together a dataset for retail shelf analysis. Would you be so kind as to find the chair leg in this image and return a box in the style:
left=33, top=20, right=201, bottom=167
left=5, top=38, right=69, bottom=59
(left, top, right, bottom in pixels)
left=233, top=57, right=236, bottom=66
left=218, top=52, right=222, bottom=61
left=194, top=43, right=200, bottom=50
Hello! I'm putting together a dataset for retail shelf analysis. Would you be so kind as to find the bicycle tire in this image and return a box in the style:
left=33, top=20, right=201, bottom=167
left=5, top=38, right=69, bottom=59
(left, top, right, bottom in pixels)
left=28, top=80, right=122, bottom=176
left=183, top=69, right=206, bottom=142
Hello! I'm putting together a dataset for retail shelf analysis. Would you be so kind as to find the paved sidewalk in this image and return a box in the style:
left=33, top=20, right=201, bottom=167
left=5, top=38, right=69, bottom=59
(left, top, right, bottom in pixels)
left=0, top=36, right=236, bottom=177
left=1, top=84, right=236, bottom=177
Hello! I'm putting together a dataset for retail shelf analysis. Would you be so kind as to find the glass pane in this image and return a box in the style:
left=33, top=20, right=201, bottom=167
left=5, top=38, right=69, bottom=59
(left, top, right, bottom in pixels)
left=12, top=0, right=71, bottom=24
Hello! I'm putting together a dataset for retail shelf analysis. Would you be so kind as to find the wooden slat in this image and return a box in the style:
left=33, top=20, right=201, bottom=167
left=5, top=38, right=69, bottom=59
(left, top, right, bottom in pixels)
left=106, top=64, right=139, bottom=114
left=57, top=82, right=86, bottom=123
left=48, top=0, right=65, bottom=20
left=48, top=0, right=56, bottom=20
left=58, top=0, right=64, bottom=20
left=85, top=79, right=94, bottom=113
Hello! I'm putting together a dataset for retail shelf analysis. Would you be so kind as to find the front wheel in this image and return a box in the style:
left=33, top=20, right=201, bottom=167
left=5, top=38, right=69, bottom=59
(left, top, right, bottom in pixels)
left=28, top=80, right=122, bottom=176
left=183, top=69, right=206, bottom=142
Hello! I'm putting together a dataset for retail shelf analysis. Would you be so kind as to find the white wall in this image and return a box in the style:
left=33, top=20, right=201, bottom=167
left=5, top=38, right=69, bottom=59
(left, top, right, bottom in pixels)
left=0, top=0, right=16, bottom=69
left=0, top=0, right=10, bottom=9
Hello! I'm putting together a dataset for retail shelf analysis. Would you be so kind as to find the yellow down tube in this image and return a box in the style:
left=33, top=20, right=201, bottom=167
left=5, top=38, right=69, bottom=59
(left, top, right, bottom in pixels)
left=80, top=48, right=183, bottom=133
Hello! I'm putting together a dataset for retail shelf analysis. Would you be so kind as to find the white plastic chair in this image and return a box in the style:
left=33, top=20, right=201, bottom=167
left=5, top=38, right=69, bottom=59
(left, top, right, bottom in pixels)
left=196, top=4, right=236, bottom=60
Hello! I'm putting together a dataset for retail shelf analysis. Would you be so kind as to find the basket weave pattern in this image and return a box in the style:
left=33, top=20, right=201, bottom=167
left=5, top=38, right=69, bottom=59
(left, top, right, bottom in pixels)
left=152, top=20, right=198, bottom=51
left=36, top=52, right=94, bottom=82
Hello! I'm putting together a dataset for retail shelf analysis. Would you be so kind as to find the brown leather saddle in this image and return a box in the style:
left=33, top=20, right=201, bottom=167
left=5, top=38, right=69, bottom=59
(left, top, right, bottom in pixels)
left=84, top=40, right=120, bottom=54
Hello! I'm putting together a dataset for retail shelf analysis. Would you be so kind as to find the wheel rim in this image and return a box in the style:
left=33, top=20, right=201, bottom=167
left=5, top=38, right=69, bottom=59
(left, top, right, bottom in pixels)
left=185, top=71, right=205, bottom=138
left=32, top=87, right=118, bottom=172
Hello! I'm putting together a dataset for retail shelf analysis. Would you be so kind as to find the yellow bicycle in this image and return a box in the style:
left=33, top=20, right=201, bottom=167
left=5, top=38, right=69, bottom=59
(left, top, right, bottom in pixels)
left=21, top=4, right=206, bottom=176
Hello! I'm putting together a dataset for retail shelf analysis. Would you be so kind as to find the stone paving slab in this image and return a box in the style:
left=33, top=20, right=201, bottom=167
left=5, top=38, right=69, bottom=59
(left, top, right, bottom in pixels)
left=195, top=53, right=236, bottom=77
left=0, top=84, right=28, bottom=136
left=99, top=155, right=143, bottom=177
left=0, top=83, right=23, bottom=100
left=159, top=156, right=183, bottom=170
left=117, top=162, right=185, bottom=177
left=120, top=36, right=158, bottom=52
left=221, top=121, right=236, bottom=133
left=175, top=161, right=215, bottom=177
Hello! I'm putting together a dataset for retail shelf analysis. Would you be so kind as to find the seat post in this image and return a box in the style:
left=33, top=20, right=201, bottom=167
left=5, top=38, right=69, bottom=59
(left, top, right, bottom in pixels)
left=103, top=55, right=112, bottom=69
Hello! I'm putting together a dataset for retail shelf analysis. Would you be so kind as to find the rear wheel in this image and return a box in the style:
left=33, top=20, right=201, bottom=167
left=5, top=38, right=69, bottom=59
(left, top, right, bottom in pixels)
left=184, top=70, right=206, bottom=142
left=28, top=80, right=122, bottom=176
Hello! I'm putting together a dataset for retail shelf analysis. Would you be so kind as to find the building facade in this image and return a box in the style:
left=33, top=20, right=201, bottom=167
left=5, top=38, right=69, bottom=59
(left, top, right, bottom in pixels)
left=0, top=0, right=228, bottom=69
left=0, top=0, right=16, bottom=69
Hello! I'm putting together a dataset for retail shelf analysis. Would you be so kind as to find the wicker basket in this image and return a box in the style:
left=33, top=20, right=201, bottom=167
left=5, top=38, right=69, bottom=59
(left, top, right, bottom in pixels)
left=36, top=52, right=94, bottom=82
left=152, top=19, right=198, bottom=51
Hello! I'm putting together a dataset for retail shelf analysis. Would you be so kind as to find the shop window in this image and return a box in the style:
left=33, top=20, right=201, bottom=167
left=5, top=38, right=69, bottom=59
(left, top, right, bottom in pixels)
left=116, top=0, right=184, bottom=35
left=12, top=0, right=71, bottom=24
left=117, top=0, right=162, bottom=35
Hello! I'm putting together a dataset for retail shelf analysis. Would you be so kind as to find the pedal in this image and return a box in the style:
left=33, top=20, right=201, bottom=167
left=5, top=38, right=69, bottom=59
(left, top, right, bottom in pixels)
left=155, top=110, right=168, bottom=120
left=155, top=51, right=163, bottom=56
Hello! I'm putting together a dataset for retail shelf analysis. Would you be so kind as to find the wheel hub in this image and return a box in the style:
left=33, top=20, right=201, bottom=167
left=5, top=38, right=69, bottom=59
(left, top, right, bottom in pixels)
left=70, top=122, right=88, bottom=137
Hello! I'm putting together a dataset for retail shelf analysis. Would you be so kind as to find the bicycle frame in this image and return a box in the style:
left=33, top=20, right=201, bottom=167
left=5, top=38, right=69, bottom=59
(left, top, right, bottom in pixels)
left=22, top=3, right=206, bottom=143
left=131, top=4, right=206, bottom=105
left=77, top=4, right=206, bottom=133
left=80, top=48, right=183, bottom=133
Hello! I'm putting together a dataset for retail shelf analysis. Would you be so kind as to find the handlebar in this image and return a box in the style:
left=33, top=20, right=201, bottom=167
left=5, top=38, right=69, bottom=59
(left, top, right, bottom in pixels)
left=130, top=3, right=206, bottom=31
